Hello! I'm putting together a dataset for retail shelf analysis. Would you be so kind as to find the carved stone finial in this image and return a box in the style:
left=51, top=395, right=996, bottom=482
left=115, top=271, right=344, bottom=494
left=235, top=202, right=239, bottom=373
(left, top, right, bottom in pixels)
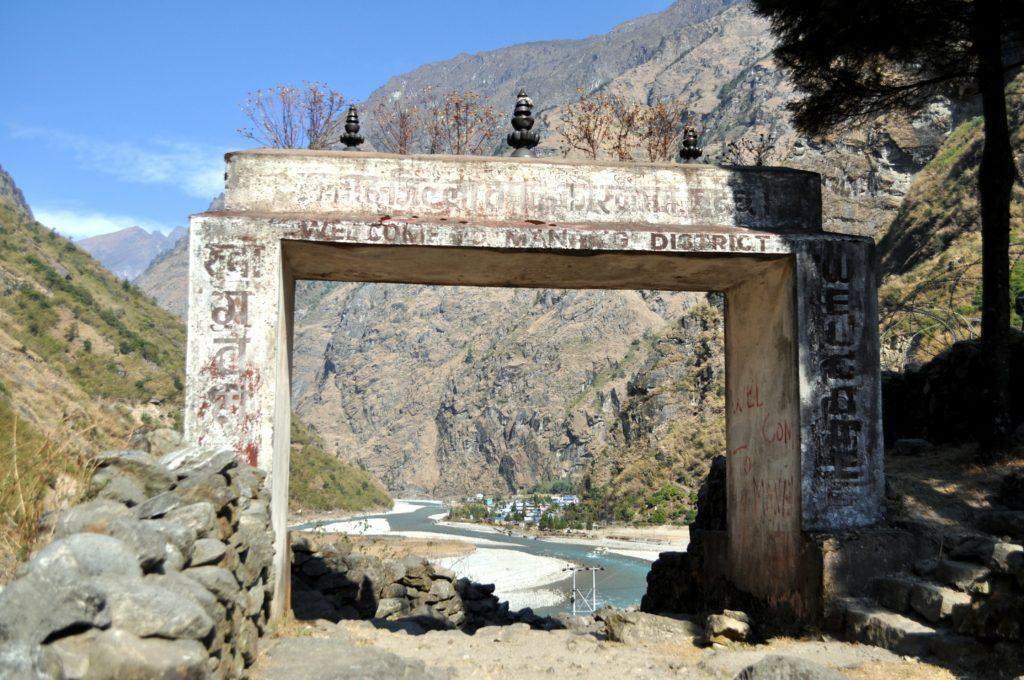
left=507, top=89, right=540, bottom=158
left=340, top=105, right=365, bottom=151
left=679, top=121, right=703, bottom=163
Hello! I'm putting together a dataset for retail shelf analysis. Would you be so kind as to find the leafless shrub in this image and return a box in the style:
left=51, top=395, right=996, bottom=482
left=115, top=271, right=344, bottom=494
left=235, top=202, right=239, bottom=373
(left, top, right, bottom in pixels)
left=609, top=97, right=644, bottom=162
left=422, top=90, right=500, bottom=156
left=371, top=95, right=420, bottom=155
left=642, top=102, right=681, bottom=162
left=559, top=89, right=615, bottom=160
left=238, top=82, right=347, bottom=150
left=721, top=131, right=779, bottom=166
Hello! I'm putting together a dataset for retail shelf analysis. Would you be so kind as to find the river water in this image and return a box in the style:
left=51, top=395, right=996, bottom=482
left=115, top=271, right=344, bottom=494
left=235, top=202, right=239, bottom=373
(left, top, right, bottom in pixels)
left=295, top=502, right=655, bottom=616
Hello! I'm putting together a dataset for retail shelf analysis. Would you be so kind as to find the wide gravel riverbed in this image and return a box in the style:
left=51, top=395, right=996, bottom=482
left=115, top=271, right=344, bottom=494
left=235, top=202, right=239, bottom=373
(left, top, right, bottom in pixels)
left=294, top=501, right=684, bottom=615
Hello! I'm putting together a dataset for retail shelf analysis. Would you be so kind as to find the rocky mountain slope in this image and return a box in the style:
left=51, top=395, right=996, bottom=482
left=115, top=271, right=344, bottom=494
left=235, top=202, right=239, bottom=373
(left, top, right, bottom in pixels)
left=137, top=0, right=993, bottom=504
left=0, top=168, right=388, bottom=577
left=876, top=74, right=1024, bottom=370
left=78, top=225, right=186, bottom=280
left=363, top=0, right=965, bottom=237
left=0, top=165, right=32, bottom=219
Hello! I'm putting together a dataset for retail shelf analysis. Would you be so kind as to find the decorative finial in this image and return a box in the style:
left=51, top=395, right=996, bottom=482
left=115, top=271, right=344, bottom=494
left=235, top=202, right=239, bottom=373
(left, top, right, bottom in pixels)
left=678, top=119, right=703, bottom=163
left=340, top=104, right=364, bottom=151
left=507, top=89, right=540, bottom=158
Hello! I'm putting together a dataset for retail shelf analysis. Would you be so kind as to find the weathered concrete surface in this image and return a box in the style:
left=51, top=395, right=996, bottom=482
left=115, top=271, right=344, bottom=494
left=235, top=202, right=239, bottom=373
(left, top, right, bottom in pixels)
left=224, top=149, right=823, bottom=233
left=184, top=150, right=883, bottom=620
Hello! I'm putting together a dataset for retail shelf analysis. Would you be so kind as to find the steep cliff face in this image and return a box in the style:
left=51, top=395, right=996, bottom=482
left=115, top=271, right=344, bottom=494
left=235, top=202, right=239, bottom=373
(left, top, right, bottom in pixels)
left=290, top=281, right=701, bottom=495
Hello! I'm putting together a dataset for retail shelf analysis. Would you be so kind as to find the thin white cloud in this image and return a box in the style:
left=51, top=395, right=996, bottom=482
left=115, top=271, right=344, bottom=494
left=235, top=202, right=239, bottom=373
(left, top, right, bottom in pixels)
left=33, top=207, right=175, bottom=240
left=10, top=126, right=224, bottom=199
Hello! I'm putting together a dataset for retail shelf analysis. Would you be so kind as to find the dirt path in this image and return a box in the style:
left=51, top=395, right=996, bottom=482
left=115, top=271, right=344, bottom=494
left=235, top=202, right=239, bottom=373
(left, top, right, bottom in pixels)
left=253, top=619, right=955, bottom=680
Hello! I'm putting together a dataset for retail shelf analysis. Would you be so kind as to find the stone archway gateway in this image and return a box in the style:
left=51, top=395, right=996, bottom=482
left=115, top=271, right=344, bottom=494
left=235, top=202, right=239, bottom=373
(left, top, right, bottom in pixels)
left=184, top=150, right=883, bottom=622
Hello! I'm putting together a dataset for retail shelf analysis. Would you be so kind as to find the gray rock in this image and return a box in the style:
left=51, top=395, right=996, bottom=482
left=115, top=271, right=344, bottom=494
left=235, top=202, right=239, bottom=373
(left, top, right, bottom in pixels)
left=184, top=565, right=240, bottom=601
left=146, top=428, right=183, bottom=456
left=231, top=466, right=267, bottom=500
left=21, top=533, right=141, bottom=583
left=189, top=538, right=227, bottom=567
left=165, top=502, right=218, bottom=539
left=145, top=572, right=225, bottom=624
left=429, top=565, right=455, bottom=581
left=237, top=618, right=259, bottom=665
left=380, top=583, right=408, bottom=599
left=96, top=474, right=147, bottom=507
left=871, top=575, right=917, bottom=613
left=734, top=655, right=848, bottom=680
left=600, top=609, right=701, bottom=645
left=909, top=582, right=971, bottom=623
left=94, top=450, right=175, bottom=496
left=245, top=583, right=266, bottom=618
left=92, top=575, right=213, bottom=639
left=934, top=559, right=990, bottom=592
left=53, top=499, right=134, bottom=538
left=426, top=578, right=456, bottom=603
left=0, top=574, right=109, bottom=644
left=175, top=471, right=236, bottom=510
left=145, top=520, right=197, bottom=558
left=133, top=491, right=185, bottom=519
left=175, top=448, right=237, bottom=479
left=80, top=628, right=207, bottom=679
left=48, top=629, right=97, bottom=678
left=158, top=445, right=231, bottom=473
left=989, top=542, right=1024, bottom=577
left=102, top=518, right=170, bottom=572
left=0, top=640, right=63, bottom=679
left=706, top=612, right=752, bottom=643
left=375, top=597, right=410, bottom=619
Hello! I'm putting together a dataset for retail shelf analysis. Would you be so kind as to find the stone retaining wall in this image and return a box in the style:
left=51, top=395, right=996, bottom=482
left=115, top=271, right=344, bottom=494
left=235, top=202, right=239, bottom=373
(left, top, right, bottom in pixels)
left=291, top=535, right=512, bottom=632
left=0, top=447, right=274, bottom=679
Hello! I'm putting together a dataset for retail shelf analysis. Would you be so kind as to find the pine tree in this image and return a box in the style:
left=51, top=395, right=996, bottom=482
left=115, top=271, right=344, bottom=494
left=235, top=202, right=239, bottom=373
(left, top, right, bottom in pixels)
left=751, top=0, right=1024, bottom=455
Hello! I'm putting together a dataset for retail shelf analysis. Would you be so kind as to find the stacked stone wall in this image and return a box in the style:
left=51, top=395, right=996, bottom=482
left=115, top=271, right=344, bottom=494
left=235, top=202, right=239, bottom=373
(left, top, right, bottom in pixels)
left=291, top=535, right=512, bottom=632
left=0, top=447, right=275, bottom=679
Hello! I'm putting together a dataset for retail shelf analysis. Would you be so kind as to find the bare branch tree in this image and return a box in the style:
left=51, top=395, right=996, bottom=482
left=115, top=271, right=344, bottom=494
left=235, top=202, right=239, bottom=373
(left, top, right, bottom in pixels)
left=608, top=96, right=644, bottom=162
left=371, top=95, right=420, bottom=155
left=238, top=82, right=346, bottom=150
left=423, top=90, right=500, bottom=156
left=641, top=102, right=680, bottom=162
left=559, top=89, right=614, bottom=160
left=720, top=131, right=780, bottom=166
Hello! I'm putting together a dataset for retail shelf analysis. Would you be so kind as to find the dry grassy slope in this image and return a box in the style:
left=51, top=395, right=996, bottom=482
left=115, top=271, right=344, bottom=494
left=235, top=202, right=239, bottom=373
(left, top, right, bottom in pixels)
left=0, top=170, right=389, bottom=575
left=876, top=75, right=1024, bottom=369
left=0, top=179, right=187, bottom=575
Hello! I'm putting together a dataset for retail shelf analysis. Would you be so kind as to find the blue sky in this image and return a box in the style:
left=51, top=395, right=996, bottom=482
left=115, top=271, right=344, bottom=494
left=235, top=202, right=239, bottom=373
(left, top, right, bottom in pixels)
left=0, top=1, right=672, bottom=239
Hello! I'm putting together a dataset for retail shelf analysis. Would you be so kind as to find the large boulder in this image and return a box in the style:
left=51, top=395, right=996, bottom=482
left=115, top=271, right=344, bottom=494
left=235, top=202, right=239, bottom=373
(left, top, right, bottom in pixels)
left=91, top=450, right=175, bottom=497
left=19, top=533, right=141, bottom=583
left=91, top=575, right=213, bottom=640
left=0, top=575, right=109, bottom=645
left=598, top=609, right=702, bottom=645
left=72, top=628, right=206, bottom=679
left=53, top=499, right=134, bottom=539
